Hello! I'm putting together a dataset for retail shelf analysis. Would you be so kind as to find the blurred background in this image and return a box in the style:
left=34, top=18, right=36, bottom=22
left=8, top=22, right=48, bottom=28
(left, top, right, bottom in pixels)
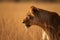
left=0, top=0, right=60, bottom=2
left=0, top=0, right=60, bottom=40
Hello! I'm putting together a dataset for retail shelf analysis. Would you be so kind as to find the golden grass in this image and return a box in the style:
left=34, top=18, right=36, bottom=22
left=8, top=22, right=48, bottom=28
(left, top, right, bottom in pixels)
left=0, top=2, right=60, bottom=40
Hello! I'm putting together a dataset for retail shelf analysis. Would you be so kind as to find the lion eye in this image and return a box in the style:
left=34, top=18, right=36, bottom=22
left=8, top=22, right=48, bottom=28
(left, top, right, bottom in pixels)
left=28, top=15, right=33, bottom=19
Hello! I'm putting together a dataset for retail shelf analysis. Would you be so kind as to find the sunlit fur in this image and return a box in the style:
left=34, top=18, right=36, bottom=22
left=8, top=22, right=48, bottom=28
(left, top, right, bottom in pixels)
left=42, top=31, right=49, bottom=40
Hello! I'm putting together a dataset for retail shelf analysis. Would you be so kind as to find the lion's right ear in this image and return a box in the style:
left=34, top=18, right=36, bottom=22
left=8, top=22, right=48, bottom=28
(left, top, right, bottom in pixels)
left=30, top=6, right=39, bottom=16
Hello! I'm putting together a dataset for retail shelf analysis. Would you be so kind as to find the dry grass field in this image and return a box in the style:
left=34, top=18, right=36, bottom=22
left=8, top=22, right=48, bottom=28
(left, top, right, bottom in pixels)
left=0, top=2, right=60, bottom=40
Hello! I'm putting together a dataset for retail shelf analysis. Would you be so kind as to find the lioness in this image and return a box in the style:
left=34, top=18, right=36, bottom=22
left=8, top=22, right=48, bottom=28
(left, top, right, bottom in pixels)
left=23, top=6, right=60, bottom=40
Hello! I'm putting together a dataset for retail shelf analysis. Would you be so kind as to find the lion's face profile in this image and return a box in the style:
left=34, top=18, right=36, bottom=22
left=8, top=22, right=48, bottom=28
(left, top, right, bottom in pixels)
left=23, top=14, right=40, bottom=28
left=23, top=14, right=34, bottom=28
left=22, top=6, right=41, bottom=28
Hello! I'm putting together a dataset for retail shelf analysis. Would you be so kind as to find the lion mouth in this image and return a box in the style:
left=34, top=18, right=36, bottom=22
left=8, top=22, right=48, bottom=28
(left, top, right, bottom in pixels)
left=26, top=24, right=31, bottom=27
left=22, top=21, right=31, bottom=28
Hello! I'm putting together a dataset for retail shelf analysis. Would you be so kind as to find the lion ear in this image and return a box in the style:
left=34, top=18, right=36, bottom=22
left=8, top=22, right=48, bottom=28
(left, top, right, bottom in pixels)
left=30, top=6, right=39, bottom=16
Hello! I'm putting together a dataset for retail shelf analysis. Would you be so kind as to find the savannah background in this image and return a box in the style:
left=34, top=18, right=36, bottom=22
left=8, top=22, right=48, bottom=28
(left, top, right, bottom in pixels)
left=0, top=0, right=60, bottom=40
